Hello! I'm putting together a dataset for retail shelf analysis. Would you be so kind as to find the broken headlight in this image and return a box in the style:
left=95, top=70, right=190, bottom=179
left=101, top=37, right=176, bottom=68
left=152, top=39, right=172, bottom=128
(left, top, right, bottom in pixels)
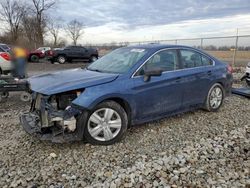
left=50, top=90, right=83, bottom=110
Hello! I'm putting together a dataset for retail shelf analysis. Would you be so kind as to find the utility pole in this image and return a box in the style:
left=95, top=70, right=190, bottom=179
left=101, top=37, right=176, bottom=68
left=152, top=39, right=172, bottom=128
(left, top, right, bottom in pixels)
left=232, top=28, right=239, bottom=67
left=200, top=38, right=203, bottom=49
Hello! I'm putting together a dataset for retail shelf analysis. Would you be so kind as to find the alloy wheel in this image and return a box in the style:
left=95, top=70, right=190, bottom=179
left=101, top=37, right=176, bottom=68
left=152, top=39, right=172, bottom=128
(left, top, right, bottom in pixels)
left=87, top=108, right=122, bottom=141
left=209, top=86, right=223, bottom=109
left=58, top=56, right=66, bottom=64
left=91, top=56, right=98, bottom=62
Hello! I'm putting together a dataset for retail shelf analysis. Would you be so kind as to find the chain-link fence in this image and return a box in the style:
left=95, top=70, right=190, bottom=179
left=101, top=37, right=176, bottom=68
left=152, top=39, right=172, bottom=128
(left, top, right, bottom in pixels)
left=92, top=35, right=250, bottom=67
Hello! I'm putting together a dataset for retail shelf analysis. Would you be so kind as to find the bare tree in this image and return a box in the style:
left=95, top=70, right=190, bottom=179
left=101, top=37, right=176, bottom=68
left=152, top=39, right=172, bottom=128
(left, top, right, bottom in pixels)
left=0, top=0, right=26, bottom=43
left=31, top=0, right=56, bottom=46
left=66, top=19, right=84, bottom=45
left=47, top=20, right=61, bottom=47
left=22, top=15, right=38, bottom=49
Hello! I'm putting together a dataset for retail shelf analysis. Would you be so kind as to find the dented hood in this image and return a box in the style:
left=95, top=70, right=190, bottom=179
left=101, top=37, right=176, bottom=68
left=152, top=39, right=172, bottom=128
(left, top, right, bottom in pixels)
left=28, top=68, right=119, bottom=95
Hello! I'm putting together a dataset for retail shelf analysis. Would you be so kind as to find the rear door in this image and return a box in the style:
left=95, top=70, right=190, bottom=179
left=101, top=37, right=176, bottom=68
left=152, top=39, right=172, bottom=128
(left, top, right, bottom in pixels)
left=132, top=49, right=184, bottom=120
left=65, top=47, right=80, bottom=59
left=79, top=47, right=90, bottom=60
left=178, top=49, right=215, bottom=107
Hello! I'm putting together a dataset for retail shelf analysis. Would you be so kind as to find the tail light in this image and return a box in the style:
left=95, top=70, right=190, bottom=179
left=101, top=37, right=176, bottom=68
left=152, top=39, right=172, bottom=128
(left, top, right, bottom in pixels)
left=227, top=64, right=233, bottom=74
left=48, top=50, right=54, bottom=56
left=0, top=52, right=11, bottom=61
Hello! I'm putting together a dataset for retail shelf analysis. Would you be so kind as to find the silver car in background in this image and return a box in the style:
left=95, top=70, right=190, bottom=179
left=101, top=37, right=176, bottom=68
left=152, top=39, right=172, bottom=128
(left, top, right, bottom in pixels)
left=0, top=47, right=12, bottom=75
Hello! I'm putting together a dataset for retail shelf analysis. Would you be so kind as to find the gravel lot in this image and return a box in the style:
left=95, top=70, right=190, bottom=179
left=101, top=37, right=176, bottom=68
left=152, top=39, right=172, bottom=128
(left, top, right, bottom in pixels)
left=0, top=63, right=249, bottom=187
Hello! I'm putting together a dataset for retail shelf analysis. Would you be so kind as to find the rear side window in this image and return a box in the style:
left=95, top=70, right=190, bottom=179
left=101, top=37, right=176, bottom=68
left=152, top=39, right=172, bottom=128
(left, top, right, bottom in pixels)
left=180, top=50, right=213, bottom=68
left=0, top=47, right=4, bottom=52
left=201, top=55, right=213, bottom=66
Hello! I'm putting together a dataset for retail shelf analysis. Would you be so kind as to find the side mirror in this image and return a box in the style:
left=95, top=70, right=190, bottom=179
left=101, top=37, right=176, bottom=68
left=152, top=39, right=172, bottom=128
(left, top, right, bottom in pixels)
left=143, top=69, right=163, bottom=82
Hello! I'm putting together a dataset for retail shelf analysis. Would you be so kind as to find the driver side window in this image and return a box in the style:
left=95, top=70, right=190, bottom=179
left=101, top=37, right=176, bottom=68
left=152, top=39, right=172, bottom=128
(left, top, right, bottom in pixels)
left=137, top=49, right=179, bottom=76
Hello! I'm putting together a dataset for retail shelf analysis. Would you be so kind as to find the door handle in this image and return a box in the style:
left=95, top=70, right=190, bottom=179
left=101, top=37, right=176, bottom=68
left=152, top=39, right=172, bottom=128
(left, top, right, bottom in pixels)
left=175, top=77, right=181, bottom=82
left=207, top=71, right=212, bottom=76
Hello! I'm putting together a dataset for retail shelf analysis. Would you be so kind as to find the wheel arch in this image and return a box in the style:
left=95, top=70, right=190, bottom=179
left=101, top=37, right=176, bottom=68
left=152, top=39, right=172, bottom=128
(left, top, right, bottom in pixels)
left=97, top=97, right=132, bottom=126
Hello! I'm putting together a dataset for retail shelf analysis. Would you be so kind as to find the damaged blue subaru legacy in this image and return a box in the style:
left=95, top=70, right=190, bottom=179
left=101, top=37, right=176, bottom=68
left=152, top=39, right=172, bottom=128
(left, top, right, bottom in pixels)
left=20, top=44, right=233, bottom=145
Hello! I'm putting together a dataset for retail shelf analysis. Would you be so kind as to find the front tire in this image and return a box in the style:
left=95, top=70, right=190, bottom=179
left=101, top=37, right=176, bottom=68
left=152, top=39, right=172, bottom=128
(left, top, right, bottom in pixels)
left=204, top=83, right=224, bottom=112
left=80, top=101, right=128, bottom=145
left=57, top=56, right=66, bottom=64
left=1, top=92, right=9, bottom=98
left=30, top=55, right=39, bottom=63
left=89, top=56, right=98, bottom=63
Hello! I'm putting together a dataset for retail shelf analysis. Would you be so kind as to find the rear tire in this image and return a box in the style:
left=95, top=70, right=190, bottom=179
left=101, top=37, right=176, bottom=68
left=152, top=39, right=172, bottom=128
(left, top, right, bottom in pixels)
left=204, top=83, right=224, bottom=112
left=80, top=101, right=128, bottom=145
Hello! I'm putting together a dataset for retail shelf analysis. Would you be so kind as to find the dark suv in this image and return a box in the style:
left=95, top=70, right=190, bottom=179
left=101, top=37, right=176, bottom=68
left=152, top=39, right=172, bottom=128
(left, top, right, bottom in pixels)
left=47, top=46, right=99, bottom=64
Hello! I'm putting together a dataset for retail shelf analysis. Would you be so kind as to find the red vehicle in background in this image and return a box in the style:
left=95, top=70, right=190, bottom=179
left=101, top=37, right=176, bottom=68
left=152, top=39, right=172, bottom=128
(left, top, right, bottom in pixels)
left=28, top=47, right=51, bottom=62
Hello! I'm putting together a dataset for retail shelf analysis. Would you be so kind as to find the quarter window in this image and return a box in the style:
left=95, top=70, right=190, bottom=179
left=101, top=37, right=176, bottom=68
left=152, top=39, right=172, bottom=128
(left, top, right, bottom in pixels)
left=201, top=55, right=213, bottom=66
left=138, top=50, right=179, bottom=75
left=180, top=50, right=213, bottom=68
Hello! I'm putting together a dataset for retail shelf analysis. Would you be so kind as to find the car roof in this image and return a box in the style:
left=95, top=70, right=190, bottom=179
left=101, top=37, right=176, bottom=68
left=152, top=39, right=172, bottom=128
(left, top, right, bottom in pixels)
left=0, top=43, right=8, bottom=47
left=128, top=43, right=195, bottom=50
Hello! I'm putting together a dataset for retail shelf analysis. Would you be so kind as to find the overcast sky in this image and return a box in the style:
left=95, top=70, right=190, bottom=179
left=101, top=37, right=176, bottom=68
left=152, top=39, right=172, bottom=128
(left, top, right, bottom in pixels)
left=53, top=0, right=250, bottom=44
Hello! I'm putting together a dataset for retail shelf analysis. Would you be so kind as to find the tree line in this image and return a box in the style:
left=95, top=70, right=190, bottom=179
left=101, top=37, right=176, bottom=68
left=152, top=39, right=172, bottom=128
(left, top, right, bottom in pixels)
left=0, top=0, right=84, bottom=49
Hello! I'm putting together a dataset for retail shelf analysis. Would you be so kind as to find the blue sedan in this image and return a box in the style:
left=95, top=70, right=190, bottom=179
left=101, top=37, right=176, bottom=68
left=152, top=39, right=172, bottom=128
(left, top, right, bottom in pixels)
left=20, top=44, right=233, bottom=145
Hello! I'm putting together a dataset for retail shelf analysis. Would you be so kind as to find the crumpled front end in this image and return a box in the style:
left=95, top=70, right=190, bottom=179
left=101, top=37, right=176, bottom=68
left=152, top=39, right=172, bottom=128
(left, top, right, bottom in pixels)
left=20, top=92, right=84, bottom=143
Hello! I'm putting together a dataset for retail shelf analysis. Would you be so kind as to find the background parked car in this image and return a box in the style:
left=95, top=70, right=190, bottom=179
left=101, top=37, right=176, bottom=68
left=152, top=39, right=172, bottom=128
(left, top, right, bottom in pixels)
left=28, top=47, right=51, bottom=62
left=0, top=47, right=12, bottom=75
left=46, top=46, right=98, bottom=64
left=0, top=43, right=11, bottom=53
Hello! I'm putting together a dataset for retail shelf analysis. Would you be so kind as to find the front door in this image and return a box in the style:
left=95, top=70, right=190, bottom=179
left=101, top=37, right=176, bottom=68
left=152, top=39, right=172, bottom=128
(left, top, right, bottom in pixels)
left=132, top=49, right=184, bottom=121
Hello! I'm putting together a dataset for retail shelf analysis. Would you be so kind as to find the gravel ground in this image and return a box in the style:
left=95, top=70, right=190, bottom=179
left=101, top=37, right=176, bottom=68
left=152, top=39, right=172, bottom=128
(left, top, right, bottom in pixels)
left=0, top=64, right=249, bottom=187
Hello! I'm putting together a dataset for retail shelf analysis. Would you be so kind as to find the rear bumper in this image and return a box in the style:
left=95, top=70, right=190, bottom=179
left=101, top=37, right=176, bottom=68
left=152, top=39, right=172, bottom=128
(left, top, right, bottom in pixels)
left=46, top=56, right=54, bottom=60
left=0, top=61, right=13, bottom=72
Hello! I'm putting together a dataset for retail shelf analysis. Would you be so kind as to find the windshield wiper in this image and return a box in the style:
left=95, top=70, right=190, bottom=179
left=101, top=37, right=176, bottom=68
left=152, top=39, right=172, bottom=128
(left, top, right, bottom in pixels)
left=86, top=67, right=102, bottom=72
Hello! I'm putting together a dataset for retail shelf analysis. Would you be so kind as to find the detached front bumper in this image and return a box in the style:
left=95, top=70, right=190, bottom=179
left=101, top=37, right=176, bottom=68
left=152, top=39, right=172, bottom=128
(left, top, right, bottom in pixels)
left=20, top=112, right=41, bottom=135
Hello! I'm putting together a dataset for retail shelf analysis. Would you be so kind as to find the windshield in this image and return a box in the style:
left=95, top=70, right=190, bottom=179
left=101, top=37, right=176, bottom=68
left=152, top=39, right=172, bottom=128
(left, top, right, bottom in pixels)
left=87, top=48, right=148, bottom=74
